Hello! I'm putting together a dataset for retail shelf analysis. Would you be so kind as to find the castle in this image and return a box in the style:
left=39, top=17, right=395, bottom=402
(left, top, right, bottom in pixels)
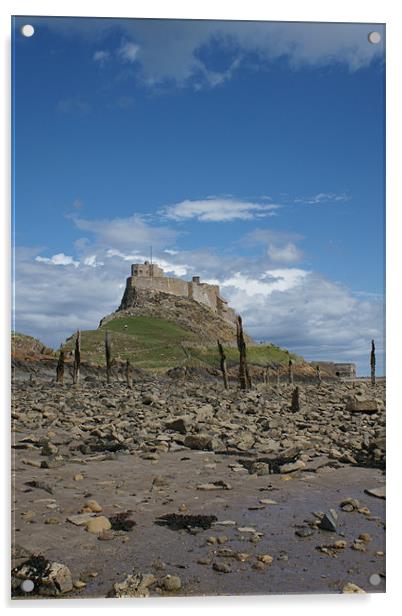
left=123, top=261, right=237, bottom=324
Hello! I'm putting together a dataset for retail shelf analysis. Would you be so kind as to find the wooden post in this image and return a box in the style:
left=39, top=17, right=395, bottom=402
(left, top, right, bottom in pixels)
left=125, top=359, right=133, bottom=389
left=72, top=330, right=81, bottom=385
left=56, top=348, right=65, bottom=384
left=265, top=366, right=270, bottom=386
left=105, top=330, right=112, bottom=384
left=316, top=365, right=321, bottom=384
left=370, top=339, right=376, bottom=386
left=217, top=339, right=228, bottom=389
left=276, top=371, right=280, bottom=388
left=288, top=358, right=294, bottom=385
left=236, top=315, right=251, bottom=390
left=291, top=386, right=300, bottom=411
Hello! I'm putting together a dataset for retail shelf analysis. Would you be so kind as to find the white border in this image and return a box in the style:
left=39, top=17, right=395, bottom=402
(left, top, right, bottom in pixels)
left=1, top=1, right=401, bottom=614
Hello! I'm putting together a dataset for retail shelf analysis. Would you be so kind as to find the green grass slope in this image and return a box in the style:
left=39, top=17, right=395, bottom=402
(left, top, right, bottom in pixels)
left=63, top=315, right=302, bottom=370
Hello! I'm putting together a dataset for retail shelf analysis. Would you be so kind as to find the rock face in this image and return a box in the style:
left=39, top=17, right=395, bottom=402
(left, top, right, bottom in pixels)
left=101, top=288, right=250, bottom=346
left=12, top=332, right=54, bottom=360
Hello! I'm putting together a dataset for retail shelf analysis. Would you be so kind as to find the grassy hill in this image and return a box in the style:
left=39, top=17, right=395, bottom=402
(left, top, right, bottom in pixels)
left=62, top=315, right=302, bottom=370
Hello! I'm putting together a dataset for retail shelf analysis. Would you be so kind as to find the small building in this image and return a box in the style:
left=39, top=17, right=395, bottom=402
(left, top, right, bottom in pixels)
left=334, top=363, right=357, bottom=378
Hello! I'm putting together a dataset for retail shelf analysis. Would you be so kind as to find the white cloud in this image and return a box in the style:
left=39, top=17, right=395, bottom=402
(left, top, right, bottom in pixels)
left=93, top=50, right=110, bottom=65
left=83, top=255, right=103, bottom=267
left=106, top=248, right=189, bottom=277
left=14, top=209, right=383, bottom=375
left=222, top=269, right=309, bottom=300
left=42, top=19, right=384, bottom=89
left=294, top=192, right=351, bottom=205
left=163, top=198, right=280, bottom=222
left=72, top=214, right=178, bottom=249
left=35, top=253, right=80, bottom=268
left=267, top=242, right=303, bottom=264
left=118, top=41, right=140, bottom=63
left=220, top=269, right=383, bottom=374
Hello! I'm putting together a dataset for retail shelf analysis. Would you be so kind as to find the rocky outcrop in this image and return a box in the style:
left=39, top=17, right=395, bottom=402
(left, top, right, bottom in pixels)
left=101, top=287, right=251, bottom=346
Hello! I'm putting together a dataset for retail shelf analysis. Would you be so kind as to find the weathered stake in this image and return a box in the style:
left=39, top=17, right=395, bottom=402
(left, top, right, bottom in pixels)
left=125, top=359, right=133, bottom=389
left=316, top=365, right=321, bottom=384
left=56, top=348, right=65, bottom=384
left=288, top=358, right=294, bottom=385
left=217, top=339, right=228, bottom=389
left=291, top=386, right=300, bottom=411
left=72, top=330, right=81, bottom=385
left=236, top=315, right=251, bottom=390
left=265, top=365, right=270, bottom=386
left=370, top=339, right=376, bottom=386
left=105, top=330, right=112, bottom=384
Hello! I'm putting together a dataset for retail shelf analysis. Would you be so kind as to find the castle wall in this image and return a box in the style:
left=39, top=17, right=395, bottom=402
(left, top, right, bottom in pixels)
left=127, top=276, right=190, bottom=298
left=125, top=263, right=237, bottom=325
left=190, top=282, right=219, bottom=312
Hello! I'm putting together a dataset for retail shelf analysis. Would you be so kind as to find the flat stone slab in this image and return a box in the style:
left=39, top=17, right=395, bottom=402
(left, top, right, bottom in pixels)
left=364, top=486, right=386, bottom=499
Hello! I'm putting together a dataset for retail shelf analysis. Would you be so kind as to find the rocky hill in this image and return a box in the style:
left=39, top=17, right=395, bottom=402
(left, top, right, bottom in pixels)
left=101, top=287, right=250, bottom=346
left=11, top=332, right=54, bottom=360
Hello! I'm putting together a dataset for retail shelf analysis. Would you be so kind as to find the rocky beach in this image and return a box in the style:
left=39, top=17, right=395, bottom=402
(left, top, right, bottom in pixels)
left=11, top=368, right=386, bottom=598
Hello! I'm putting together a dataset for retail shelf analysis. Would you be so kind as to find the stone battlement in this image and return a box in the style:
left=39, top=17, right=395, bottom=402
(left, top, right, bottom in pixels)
left=124, top=262, right=237, bottom=324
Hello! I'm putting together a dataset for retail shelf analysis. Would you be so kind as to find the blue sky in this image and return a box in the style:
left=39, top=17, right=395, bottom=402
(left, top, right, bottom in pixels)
left=12, top=17, right=385, bottom=374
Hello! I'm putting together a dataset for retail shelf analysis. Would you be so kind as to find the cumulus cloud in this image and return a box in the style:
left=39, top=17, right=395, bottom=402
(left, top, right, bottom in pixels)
left=220, top=270, right=383, bottom=374
left=13, top=208, right=383, bottom=374
left=163, top=198, right=280, bottom=222
left=118, top=41, right=140, bottom=63
left=37, top=18, right=383, bottom=89
left=267, top=242, right=303, bottom=264
left=93, top=50, right=110, bottom=65
left=35, top=253, right=79, bottom=268
left=245, top=229, right=305, bottom=264
left=126, top=20, right=385, bottom=87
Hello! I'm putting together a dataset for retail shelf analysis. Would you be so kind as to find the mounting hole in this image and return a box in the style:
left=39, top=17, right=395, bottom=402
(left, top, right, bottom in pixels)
left=21, top=24, right=35, bottom=38
left=368, top=31, right=381, bottom=44
left=20, top=579, right=34, bottom=592
left=369, top=573, right=381, bottom=586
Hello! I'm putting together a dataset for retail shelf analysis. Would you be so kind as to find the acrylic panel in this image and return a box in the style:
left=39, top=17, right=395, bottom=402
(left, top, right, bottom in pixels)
left=11, top=16, right=385, bottom=599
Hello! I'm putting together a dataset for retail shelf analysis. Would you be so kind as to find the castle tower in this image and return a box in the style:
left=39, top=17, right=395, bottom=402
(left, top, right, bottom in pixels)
left=131, top=261, right=164, bottom=278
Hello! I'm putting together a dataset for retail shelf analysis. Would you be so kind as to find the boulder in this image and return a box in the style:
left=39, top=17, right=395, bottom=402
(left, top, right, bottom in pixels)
left=345, top=396, right=378, bottom=413
left=165, top=416, right=191, bottom=434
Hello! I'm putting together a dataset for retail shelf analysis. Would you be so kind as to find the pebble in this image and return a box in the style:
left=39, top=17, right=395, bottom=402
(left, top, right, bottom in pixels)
left=236, top=553, right=251, bottom=562
left=197, top=557, right=212, bottom=565
left=152, top=558, right=166, bottom=571
left=212, top=562, right=231, bottom=573
left=98, top=529, right=115, bottom=541
left=295, top=528, right=314, bottom=538
left=85, top=516, right=112, bottom=534
left=83, top=500, right=103, bottom=513
left=319, top=509, right=338, bottom=532
left=358, top=533, right=373, bottom=543
left=161, top=574, right=182, bottom=591
left=342, top=582, right=366, bottom=593
left=257, top=554, right=273, bottom=564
